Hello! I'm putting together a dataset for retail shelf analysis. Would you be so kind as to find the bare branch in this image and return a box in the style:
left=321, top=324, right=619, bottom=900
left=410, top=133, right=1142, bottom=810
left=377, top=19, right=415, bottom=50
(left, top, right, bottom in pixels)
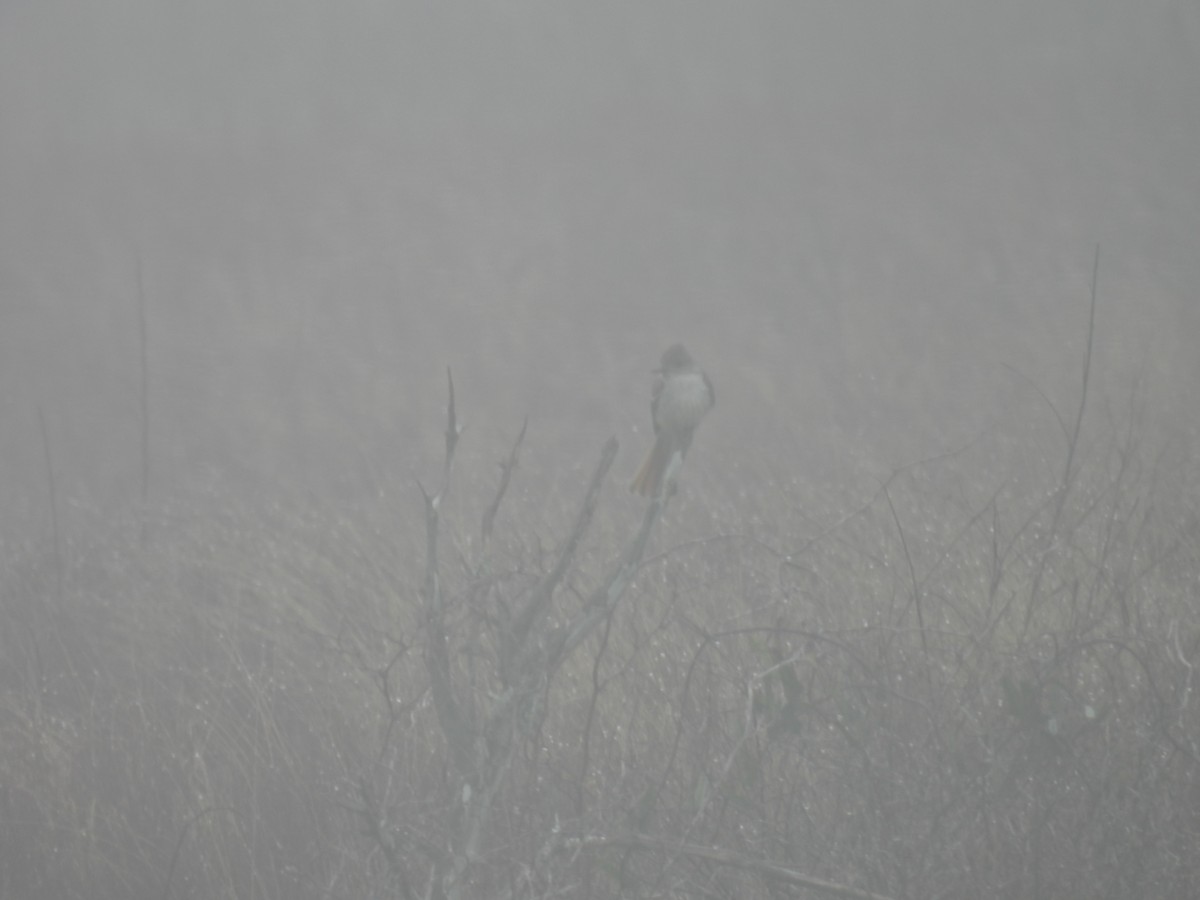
left=1064, top=244, right=1101, bottom=491
left=482, top=417, right=527, bottom=545
left=420, top=378, right=474, bottom=779
left=351, top=778, right=416, bottom=900
left=546, top=480, right=662, bottom=669
left=507, top=436, right=619, bottom=664
left=37, top=405, right=63, bottom=608
left=1022, top=246, right=1101, bottom=636
left=441, top=367, right=462, bottom=497
left=884, top=485, right=928, bottom=656
left=137, top=257, right=151, bottom=544
left=1000, top=361, right=1069, bottom=445
left=575, top=833, right=896, bottom=900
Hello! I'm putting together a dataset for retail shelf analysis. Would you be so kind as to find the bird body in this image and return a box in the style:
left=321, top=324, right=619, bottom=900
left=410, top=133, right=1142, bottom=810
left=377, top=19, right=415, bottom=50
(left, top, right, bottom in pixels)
left=630, top=344, right=714, bottom=497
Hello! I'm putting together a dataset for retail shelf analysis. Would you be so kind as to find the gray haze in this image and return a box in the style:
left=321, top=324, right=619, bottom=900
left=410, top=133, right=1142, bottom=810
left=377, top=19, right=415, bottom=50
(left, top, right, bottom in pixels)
left=2, top=0, right=1199, bottom=531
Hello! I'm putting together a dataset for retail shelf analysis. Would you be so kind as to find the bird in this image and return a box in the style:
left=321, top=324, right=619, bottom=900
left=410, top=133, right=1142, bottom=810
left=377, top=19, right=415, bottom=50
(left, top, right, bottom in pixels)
left=630, top=343, right=714, bottom=497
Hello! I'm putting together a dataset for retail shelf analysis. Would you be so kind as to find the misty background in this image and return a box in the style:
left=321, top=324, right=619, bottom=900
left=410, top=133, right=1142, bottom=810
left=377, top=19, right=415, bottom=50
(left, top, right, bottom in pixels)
left=2, top=0, right=1198, bottom=549
left=5, top=3, right=1200, bottom=898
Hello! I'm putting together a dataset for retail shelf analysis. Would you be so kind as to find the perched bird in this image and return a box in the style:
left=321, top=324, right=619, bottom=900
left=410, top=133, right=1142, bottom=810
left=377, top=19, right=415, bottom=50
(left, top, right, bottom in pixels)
left=630, top=343, right=714, bottom=497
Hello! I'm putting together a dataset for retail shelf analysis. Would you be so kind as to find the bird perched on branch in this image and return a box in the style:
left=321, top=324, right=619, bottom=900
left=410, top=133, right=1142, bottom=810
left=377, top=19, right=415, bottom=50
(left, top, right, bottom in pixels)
left=630, top=343, right=714, bottom=497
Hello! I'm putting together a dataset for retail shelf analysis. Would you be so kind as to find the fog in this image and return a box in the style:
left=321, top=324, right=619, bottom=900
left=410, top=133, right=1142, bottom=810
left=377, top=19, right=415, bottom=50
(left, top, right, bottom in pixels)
left=2, top=3, right=1200, bottom=896
left=3, top=0, right=1197, bottom=527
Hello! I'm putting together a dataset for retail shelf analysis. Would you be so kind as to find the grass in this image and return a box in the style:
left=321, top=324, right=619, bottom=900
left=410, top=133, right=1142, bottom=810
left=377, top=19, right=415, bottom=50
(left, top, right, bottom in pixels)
left=1, top=366, right=1198, bottom=899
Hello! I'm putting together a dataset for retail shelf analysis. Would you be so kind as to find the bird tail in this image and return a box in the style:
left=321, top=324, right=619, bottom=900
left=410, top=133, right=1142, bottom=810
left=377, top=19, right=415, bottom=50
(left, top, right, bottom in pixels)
left=630, top=434, right=673, bottom=497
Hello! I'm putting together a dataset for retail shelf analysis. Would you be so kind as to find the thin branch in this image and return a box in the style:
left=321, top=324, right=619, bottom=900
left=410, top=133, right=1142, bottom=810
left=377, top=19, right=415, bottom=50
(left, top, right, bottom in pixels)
left=1063, top=244, right=1101, bottom=491
left=576, top=833, right=896, bottom=900
left=482, top=417, right=526, bottom=545
left=507, top=437, right=619, bottom=662
left=420, top=371, right=473, bottom=778
left=684, top=680, right=757, bottom=832
left=161, top=806, right=239, bottom=900
left=1022, top=245, right=1101, bottom=636
left=37, top=405, right=63, bottom=607
left=884, top=485, right=928, bottom=656
left=545, top=462, right=667, bottom=671
left=137, top=258, right=151, bottom=544
left=575, top=600, right=617, bottom=821
left=1000, top=361, right=1069, bottom=445
left=441, top=366, right=462, bottom=499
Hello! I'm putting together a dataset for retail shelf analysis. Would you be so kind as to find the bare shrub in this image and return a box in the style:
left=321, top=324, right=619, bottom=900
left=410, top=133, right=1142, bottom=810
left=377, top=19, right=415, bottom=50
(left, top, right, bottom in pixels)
left=3, top=327, right=1198, bottom=898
